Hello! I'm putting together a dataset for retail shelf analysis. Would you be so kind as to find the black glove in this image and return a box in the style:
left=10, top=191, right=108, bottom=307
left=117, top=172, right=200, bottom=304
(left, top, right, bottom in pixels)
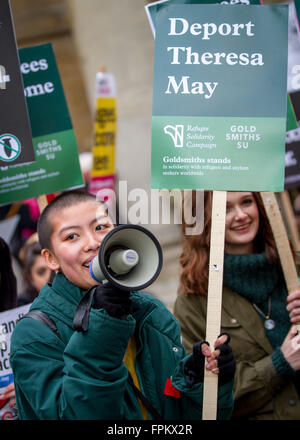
left=215, top=332, right=236, bottom=386
left=73, top=283, right=133, bottom=332
left=184, top=340, right=208, bottom=387
left=184, top=332, right=235, bottom=388
left=92, top=282, right=133, bottom=319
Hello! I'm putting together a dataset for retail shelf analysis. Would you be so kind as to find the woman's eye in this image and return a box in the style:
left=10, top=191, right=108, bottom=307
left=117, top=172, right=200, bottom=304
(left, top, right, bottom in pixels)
left=66, top=233, right=78, bottom=240
left=242, top=198, right=252, bottom=206
left=36, top=268, right=47, bottom=276
left=96, top=224, right=106, bottom=231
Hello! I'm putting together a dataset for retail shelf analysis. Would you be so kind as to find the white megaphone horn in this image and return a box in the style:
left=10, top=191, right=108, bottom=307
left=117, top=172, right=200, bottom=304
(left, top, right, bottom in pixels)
left=89, top=224, right=163, bottom=291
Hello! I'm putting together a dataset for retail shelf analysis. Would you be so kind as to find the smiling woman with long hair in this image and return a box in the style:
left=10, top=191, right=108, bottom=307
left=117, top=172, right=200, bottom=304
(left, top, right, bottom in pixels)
left=174, top=191, right=300, bottom=420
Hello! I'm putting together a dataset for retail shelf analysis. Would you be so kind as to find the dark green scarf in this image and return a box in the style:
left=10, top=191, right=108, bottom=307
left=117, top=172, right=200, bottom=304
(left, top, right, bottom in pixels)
left=223, top=252, right=290, bottom=349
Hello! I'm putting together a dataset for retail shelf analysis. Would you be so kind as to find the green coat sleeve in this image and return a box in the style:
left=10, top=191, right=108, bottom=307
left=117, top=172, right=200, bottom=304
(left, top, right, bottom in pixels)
left=171, top=355, right=234, bottom=420
left=10, top=309, right=135, bottom=420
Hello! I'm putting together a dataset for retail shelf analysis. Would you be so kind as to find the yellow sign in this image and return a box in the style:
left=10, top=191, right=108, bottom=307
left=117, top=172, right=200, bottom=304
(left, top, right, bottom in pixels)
left=91, top=96, right=117, bottom=177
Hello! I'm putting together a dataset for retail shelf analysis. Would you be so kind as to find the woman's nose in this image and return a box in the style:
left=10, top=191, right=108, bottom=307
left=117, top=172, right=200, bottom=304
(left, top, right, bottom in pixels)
left=83, top=233, right=100, bottom=251
left=233, top=206, right=247, bottom=220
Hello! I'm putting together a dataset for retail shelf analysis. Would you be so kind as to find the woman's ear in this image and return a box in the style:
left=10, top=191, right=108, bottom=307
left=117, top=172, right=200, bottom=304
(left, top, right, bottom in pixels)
left=41, top=249, right=60, bottom=272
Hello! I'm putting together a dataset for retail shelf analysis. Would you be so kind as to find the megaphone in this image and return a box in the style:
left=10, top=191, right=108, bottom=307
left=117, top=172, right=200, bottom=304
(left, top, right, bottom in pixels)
left=89, top=224, right=163, bottom=291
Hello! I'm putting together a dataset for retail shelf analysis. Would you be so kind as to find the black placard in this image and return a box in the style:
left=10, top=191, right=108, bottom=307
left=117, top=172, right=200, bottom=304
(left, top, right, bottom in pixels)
left=0, top=0, right=35, bottom=167
left=285, top=89, right=300, bottom=189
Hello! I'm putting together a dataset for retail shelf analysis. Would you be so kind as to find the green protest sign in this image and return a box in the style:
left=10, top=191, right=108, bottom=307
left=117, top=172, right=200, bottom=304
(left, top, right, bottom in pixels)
left=151, top=4, right=288, bottom=191
left=287, top=94, right=297, bottom=132
left=294, top=0, right=300, bottom=31
left=0, top=43, right=84, bottom=205
left=146, top=0, right=297, bottom=133
left=145, top=0, right=261, bottom=37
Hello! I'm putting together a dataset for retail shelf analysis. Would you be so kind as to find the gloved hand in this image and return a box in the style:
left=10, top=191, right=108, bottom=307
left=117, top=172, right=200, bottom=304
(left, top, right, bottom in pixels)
left=184, top=340, right=207, bottom=387
left=214, top=333, right=236, bottom=386
left=73, top=282, right=133, bottom=332
left=184, top=332, right=235, bottom=387
left=92, top=282, right=133, bottom=319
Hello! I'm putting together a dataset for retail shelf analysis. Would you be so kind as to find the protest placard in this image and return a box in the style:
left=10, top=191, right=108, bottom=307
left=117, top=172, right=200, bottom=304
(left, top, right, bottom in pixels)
left=0, top=303, right=30, bottom=419
left=147, top=0, right=297, bottom=133
left=286, top=1, right=300, bottom=188
left=0, top=43, right=84, bottom=206
left=151, top=4, right=288, bottom=192
left=288, top=1, right=300, bottom=93
left=287, top=95, right=298, bottom=132
left=285, top=89, right=300, bottom=190
left=145, top=0, right=261, bottom=38
left=89, top=69, right=117, bottom=198
left=0, top=215, right=20, bottom=245
left=293, top=0, right=300, bottom=34
left=0, top=0, right=35, bottom=167
left=150, top=3, right=289, bottom=419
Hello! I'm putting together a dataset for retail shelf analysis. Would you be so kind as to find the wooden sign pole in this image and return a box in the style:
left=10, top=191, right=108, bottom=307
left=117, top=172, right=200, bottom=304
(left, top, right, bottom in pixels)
left=37, top=194, right=48, bottom=214
left=202, top=191, right=299, bottom=419
left=278, top=191, right=300, bottom=252
left=261, top=192, right=300, bottom=331
left=202, top=190, right=227, bottom=420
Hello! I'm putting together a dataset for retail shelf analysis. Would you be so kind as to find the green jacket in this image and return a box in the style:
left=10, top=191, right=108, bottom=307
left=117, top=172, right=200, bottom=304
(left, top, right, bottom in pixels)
left=174, top=286, right=300, bottom=420
left=10, top=273, right=233, bottom=420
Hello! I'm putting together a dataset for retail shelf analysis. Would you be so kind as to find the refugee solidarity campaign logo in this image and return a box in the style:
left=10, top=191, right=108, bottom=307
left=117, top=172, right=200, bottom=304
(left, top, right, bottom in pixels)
left=164, top=124, right=184, bottom=148
left=0, top=134, right=21, bottom=162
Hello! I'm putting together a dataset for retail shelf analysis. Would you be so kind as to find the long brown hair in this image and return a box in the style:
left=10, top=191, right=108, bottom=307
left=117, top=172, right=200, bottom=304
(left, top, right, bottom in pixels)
left=179, top=191, right=280, bottom=296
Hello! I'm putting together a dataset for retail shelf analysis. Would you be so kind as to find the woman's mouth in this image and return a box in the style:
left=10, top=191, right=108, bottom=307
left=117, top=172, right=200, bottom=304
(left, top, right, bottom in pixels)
left=231, top=223, right=251, bottom=233
left=82, top=258, right=94, bottom=269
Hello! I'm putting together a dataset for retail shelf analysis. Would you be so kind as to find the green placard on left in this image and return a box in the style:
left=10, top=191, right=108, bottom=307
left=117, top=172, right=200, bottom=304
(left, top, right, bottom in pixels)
left=0, top=43, right=84, bottom=205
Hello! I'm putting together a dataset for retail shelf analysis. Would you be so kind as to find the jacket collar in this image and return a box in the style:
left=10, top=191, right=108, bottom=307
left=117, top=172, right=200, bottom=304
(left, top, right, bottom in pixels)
left=222, top=286, right=274, bottom=354
left=51, top=272, right=86, bottom=305
left=32, top=273, right=87, bottom=327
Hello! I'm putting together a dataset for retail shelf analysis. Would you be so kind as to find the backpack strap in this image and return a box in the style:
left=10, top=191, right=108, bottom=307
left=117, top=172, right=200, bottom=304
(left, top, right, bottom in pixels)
left=127, top=372, right=161, bottom=420
left=21, top=310, right=61, bottom=340
left=73, top=286, right=97, bottom=332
